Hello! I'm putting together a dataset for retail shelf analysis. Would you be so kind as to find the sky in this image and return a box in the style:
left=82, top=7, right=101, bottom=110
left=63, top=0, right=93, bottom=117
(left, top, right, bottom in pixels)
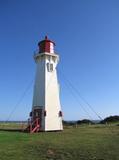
left=0, top=0, right=119, bottom=121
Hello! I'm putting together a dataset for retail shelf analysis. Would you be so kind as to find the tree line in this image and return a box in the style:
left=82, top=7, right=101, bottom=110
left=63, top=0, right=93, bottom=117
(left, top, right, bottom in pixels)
left=63, top=115, right=119, bottom=125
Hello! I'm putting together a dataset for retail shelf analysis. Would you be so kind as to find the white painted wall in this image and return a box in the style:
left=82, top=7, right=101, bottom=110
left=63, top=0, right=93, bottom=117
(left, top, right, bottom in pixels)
left=32, top=52, right=63, bottom=131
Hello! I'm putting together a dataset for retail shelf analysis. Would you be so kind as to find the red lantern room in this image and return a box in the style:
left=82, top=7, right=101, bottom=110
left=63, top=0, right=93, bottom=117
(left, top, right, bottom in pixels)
left=38, top=36, right=55, bottom=54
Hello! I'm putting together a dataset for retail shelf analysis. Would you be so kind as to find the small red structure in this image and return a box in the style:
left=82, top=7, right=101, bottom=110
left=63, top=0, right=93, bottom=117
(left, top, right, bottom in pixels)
left=27, top=108, right=42, bottom=133
left=38, top=36, right=55, bottom=53
left=29, top=118, right=40, bottom=133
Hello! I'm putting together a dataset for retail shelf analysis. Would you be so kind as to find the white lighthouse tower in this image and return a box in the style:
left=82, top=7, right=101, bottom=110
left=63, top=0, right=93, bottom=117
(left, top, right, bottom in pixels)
left=28, top=36, right=63, bottom=132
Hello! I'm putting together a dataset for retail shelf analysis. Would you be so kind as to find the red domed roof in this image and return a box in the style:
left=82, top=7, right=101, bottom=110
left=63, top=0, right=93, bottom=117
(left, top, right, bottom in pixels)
left=38, top=36, right=55, bottom=53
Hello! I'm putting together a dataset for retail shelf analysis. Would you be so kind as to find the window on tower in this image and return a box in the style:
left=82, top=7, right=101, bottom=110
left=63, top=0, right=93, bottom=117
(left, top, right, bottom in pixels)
left=47, top=63, right=53, bottom=72
left=50, top=63, right=53, bottom=71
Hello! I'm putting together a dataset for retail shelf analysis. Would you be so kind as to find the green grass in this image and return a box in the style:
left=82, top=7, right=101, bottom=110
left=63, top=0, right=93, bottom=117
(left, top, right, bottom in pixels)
left=0, top=124, right=119, bottom=160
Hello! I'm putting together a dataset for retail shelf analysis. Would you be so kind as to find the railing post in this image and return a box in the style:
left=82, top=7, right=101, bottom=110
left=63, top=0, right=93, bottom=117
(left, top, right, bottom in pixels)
left=30, top=123, right=32, bottom=133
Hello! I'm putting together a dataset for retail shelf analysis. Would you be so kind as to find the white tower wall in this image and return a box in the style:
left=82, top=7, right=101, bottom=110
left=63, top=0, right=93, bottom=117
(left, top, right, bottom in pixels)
left=45, top=54, right=63, bottom=131
left=32, top=52, right=63, bottom=131
left=32, top=58, right=45, bottom=107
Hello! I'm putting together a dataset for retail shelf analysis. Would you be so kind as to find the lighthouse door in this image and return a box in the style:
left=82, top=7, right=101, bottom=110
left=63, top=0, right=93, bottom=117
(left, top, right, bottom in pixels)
left=33, top=108, right=42, bottom=128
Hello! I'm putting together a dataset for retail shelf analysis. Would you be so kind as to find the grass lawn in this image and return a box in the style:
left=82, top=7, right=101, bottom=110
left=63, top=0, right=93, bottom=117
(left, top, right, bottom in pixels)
left=0, top=124, right=119, bottom=160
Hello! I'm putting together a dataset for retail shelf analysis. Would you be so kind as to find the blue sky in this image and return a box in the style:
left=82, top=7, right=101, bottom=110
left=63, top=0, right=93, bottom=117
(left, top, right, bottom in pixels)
left=0, top=0, right=119, bottom=121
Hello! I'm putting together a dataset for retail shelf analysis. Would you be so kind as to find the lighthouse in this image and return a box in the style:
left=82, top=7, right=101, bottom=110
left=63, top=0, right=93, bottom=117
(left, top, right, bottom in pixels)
left=28, top=36, right=63, bottom=132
